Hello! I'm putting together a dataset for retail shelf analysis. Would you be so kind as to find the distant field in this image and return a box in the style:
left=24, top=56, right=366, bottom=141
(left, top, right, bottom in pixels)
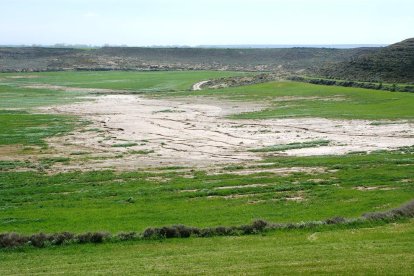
left=0, top=71, right=246, bottom=93
left=0, top=71, right=413, bottom=274
left=164, top=81, right=414, bottom=120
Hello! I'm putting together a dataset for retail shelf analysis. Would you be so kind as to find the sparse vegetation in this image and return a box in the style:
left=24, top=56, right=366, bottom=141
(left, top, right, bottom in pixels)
left=249, top=140, right=330, bottom=152
left=111, top=142, right=138, bottom=148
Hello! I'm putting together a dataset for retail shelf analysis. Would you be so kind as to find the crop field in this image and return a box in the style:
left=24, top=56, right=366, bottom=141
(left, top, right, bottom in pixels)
left=0, top=71, right=413, bottom=274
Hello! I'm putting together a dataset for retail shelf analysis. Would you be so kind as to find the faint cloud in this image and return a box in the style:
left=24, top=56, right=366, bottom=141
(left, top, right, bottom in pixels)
left=83, top=12, right=99, bottom=18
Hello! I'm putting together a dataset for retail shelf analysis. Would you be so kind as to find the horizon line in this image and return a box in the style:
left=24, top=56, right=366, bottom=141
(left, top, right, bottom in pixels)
left=0, top=43, right=389, bottom=49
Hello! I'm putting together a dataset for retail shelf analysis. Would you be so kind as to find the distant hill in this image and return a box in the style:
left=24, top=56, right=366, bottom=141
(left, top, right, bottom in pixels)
left=319, top=38, right=414, bottom=83
left=0, top=39, right=413, bottom=83
left=197, top=44, right=387, bottom=49
left=0, top=46, right=361, bottom=73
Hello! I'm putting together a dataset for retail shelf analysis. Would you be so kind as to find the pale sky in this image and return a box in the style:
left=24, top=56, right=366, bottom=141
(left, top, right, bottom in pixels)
left=1, top=0, right=413, bottom=46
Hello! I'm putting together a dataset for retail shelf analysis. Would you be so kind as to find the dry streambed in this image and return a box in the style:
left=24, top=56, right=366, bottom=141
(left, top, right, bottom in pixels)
left=27, top=92, right=414, bottom=172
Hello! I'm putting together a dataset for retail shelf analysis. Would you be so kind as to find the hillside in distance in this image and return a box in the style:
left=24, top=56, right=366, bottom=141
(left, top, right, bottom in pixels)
left=319, top=38, right=414, bottom=83
left=0, top=38, right=413, bottom=83
left=0, top=46, right=364, bottom=73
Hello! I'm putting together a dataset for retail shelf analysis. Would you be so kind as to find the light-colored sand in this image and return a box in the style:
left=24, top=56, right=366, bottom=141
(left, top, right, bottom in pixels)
left=192, top=80, right=210, bottom=91
left=24, top=84, right=122, bottom=94
left=20, top=93, right=413, bottom=171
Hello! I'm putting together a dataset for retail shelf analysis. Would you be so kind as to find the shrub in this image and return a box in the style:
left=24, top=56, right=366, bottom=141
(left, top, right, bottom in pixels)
left=0, top=233, right=28, bottom=248
left=252, top=219, right=268, bottom=231
left=76, top=232, right=93, bottom=243
left=363, top=200, right=414, bottom=221
left=325, top=217, right=346, bottom=225
left=213, top=226, right=232, bottom=236
left=29, top=233, right=50, bottom=248
left=142, top=228, right=157, bottom=239
left=174, top=225, right=192, bottom=238
left=90, top=232, right=109, bottom=243
left=51, top=232, right=74, bottom=245
left=238, top=224, right=255, bottom=234
left=76, top=232, right=109, bottom=243
left=117, top=232, right=137, bottom=241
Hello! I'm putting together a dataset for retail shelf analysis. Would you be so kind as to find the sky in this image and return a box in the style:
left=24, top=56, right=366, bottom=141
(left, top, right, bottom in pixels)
left=0, top=0, right=413, bottom=46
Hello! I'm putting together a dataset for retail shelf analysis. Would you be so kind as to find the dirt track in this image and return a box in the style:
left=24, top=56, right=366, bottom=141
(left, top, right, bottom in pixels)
left=37, top=94, right=414, bottom=171
left=192, top=80, right=210, bottom=91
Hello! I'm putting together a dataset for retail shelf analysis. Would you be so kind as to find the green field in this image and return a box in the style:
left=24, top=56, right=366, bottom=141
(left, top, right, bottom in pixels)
left=1, top=222, right=413, bottom=275
left=1, top=148, right=413, bottom=234
left=0, top=71, right=413, bottom=274
left=0, top=71, right=245, bottom=94
left=163, top=81, right=414, bottom=120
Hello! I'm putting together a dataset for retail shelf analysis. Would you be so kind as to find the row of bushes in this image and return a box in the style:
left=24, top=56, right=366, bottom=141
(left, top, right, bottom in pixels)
left=1, top=200, right=413, bottom=249
left=288, top=76, right=414, bottom=93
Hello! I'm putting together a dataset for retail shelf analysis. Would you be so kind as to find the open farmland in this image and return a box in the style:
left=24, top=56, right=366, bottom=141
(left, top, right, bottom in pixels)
left=0, top=71, right=413, bottom=274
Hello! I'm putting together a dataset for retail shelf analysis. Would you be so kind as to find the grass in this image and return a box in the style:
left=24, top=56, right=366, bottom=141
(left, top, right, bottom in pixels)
left=164, top=81, right=414, bottom=120
left=0, top=84, right=84, bottom=109
left=0, top=71, right=413, bottom=273
left=0, top=221, right=413, bottom=274
left=111, top=142, right=138, bottom=148
left=0, top=110, right=75, bottom=146
left=0, top=71, right=246, bottom=92
left=0, top=147, right=412, bottom=234
left=249, top=140, right=330, bottom=152
left=129, top=149, right=154, bottom=155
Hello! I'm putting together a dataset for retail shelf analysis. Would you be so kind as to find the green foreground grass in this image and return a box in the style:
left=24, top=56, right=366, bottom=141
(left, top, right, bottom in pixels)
left=1, top=221, right=413, bottom=274
left=1, top=148, right=413, bottom=234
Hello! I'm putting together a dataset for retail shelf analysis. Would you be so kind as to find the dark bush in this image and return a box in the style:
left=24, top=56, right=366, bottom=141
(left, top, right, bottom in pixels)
left=90, top=232, right=109, bottom=243
left=76, top=232, right=93, bottom=243
left=325, top=216, right=346, bottom=225
left=238, top=224, right=255, bottom=234
left=160, top=226, right=179, bottom=238
left=29, top=233, right=50, bottom=248
left=0, top=233, right=28, bottom=248
left=51, top=232, right=74, bottom=245
left=117, top=232, right=137, bottom=241
left=214, top=226, right=228, bottom=236
left=252, top=219, right=268, bottom=231
left=174, top=225, right=192, bottom=238
left=76, top=232, right=109, bottom=243
left=363, top=200, right=414, bottom=221
left=142, top=227, right=157, bottom=239
left=199, top=228, right=214, bottom=237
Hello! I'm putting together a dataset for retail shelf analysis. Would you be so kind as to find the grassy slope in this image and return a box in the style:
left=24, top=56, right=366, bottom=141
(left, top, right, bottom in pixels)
left=165, top=81, right=414, bottom=120
left=0, top=71, right=246, bottom=92
left=1, top=221, right=413, bottom=274
left=1, top=149, right=413, bottom=234
left=320, top=38, right=414, bottom=83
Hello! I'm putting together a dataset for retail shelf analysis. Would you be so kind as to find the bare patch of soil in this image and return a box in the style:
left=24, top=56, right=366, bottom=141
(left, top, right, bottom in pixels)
left=24, top=84, right=124, bottom=94
left=272, top=95, right=346, bottom=102
left=0, top=145, right=24, bottom=157
left=209, top=166, right=326, bottom=176
left=13, top=92, right=412, bottom=172
left=214, top=184, right=269, bottom=190
left=6, top=75, right=40, bottom=79
left=354, top=186, right=397, bottom=191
